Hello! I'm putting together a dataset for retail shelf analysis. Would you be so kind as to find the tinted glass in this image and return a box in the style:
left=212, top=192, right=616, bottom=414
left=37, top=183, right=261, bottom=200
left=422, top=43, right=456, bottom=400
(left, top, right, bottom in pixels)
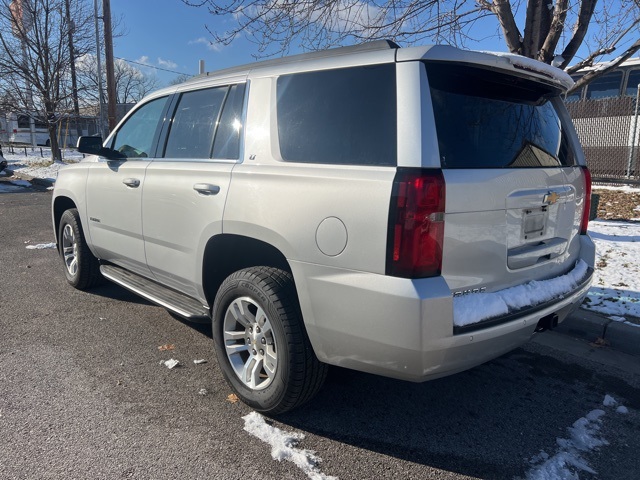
left=625, top=70, right=640, bottom=96
left=212, top=83, right=246, bottom=159
left=276, top=64, right=396, bottom=166
left=586, top=71, right=622, bottom=99
left=165, top=87, right=227, bottom=159
left=426, top=63, right=575, bottom=168
left=112, top=96, right=169, bottom=158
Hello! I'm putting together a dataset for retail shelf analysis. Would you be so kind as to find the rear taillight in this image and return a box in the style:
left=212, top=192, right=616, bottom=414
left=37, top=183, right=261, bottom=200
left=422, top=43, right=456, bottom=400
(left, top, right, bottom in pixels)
left=580, top=166, right=591, bottom=235
left=386, top=168, right=445, bottom=278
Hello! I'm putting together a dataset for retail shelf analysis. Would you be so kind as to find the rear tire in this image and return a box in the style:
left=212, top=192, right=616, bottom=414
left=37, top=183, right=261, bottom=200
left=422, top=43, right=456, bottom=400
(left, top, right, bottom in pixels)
left=58, top=208, right=102, bottom=290
left=212, top=267, right=327, bottom=414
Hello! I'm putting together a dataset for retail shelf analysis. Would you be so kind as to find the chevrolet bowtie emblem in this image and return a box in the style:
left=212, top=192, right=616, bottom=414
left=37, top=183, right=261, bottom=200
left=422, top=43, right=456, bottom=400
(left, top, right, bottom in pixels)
left=543, top=191, right=560, bottom=205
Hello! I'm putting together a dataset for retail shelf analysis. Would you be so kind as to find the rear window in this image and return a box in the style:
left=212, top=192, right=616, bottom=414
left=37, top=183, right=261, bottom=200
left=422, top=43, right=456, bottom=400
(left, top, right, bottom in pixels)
left=276, top=64, right=396, bottom=166
left=426, top=63, right=576, bottom=168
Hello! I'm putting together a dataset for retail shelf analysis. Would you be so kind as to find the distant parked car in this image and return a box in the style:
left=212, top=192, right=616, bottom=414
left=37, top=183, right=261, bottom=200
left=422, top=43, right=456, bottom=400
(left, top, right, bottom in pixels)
left=52, top=41, right=595, bottom=414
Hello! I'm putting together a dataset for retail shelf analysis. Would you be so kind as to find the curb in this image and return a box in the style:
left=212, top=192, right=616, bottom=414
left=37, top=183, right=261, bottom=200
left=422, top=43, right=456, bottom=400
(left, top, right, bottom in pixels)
left=2, top=168, right=55, bottom=188
left=555, top=307, right=640, bottom=357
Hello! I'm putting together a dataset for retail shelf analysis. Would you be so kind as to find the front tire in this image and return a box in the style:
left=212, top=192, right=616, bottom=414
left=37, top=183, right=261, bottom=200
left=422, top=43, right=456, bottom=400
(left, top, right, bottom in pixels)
left=212, top=267, right=327, bottom=414
left=58, top=208, right=102, bottom=290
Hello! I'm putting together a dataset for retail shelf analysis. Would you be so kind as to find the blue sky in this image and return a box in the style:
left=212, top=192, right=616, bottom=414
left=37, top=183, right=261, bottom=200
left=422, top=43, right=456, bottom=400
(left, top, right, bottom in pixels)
left=109, top=1, right=637, bottom=88
left=109, top=0, right=508, bottom=87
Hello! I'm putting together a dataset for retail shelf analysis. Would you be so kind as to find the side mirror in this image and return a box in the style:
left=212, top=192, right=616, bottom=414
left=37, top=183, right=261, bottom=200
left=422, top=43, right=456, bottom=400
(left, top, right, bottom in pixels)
left=77, top=136, right=125, bottom=160
left=77, top=136, right=104, bottom=155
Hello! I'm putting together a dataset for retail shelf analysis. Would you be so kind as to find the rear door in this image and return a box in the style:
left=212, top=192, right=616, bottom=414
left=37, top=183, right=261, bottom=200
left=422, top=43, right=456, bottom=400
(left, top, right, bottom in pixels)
left=142, top=83, right=246, bottom=300
left=424, top=63, right=586, bottom=294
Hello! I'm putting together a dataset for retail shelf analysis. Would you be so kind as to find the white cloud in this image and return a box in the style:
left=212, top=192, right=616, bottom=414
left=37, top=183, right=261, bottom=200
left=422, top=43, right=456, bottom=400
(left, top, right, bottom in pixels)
left=135, top=55, right=150, bottom=65
left=189, top=37, right=223, bottom=52
left=157, top=57, right=178, bottom=69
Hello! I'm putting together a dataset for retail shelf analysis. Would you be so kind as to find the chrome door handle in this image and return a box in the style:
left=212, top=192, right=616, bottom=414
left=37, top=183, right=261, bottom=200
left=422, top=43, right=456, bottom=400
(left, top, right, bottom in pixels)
left=193, top=183, right=220, bottom=195
left=122, top=178, right=140, bottom=188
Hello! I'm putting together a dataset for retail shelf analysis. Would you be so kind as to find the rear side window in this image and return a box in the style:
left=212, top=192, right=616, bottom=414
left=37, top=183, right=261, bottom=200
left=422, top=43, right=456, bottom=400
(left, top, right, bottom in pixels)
left=164, top=87, right=227, bottom=159
left=276, top=64, right=396, bottom=166
left=426, top=63, right=576, bottom=168
left=213, top=84, right=246, bottom=159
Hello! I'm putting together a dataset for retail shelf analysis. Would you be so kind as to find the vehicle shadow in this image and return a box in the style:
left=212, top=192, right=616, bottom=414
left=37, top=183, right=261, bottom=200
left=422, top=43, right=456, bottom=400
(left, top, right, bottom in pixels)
left=589, top=227, right=640, bottom=242
left=88, top=282, right=156, bottom=307
left=271, top=346, right=637, bottom=479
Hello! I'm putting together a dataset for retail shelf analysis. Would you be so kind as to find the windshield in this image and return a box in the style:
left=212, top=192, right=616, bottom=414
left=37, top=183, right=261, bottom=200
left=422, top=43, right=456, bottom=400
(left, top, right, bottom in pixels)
left=425, top=63, right=575, bottom=168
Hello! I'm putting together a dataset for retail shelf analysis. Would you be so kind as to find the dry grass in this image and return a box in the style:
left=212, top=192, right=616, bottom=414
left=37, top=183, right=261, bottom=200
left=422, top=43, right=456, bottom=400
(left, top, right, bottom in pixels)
left=593, top=188, right=640, bottom=221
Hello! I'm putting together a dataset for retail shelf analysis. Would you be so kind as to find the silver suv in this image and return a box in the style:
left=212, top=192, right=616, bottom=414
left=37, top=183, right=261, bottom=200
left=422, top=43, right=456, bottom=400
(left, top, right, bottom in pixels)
left=52, top=41, right=595, bottom=414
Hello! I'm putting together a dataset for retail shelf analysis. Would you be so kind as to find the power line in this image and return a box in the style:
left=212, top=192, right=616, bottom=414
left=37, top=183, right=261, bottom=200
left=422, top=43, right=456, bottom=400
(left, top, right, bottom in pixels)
left=114, top=56, right=191, bottom=76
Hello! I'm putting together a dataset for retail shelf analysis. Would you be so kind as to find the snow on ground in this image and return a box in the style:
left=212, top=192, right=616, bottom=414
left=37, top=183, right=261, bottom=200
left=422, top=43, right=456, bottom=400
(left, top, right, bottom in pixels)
left=2, top=146, right=83, bottom=182
left=585, top=220, right=640, bottom=325
left=524, top=395, right=628, bottom=480
left=243, top=412, right=337, bottom=480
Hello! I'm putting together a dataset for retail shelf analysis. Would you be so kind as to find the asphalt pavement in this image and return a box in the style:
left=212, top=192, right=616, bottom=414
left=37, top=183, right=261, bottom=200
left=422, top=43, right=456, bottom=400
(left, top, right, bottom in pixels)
left=1, top=176, right=639, bottom=480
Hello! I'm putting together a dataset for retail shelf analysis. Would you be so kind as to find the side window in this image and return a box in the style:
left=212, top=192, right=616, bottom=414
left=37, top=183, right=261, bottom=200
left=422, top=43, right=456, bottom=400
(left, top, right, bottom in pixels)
left=112, top=96, right=169, bottom=158
left=212, top=83, right=246, bottom=159
left=585, top=71, right=623, bottom=100
left=276, top=64, right=397, bottom=166
left=164, top=87, right=227, bottom=159
left=625, top=70, right=640, bottom=96
left=17, top=115, right=29, bottom=128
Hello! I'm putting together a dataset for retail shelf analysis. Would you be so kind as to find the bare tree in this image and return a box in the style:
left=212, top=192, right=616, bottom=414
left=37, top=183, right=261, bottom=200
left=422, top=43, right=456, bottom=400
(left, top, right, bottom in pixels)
left=169, top=73, right=193, bottom=85
left=76, top=54, right=160, bottom=106
left=184, top=0, right=640, bottom=92
left=0, top=0, right=95, bottom=161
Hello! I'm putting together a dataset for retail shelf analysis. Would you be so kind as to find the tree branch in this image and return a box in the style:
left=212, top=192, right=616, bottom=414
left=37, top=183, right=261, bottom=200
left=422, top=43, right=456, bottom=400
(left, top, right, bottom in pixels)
left=559, top=0, right=597, bottom=69
left=568, top=38, right=640, bottom=94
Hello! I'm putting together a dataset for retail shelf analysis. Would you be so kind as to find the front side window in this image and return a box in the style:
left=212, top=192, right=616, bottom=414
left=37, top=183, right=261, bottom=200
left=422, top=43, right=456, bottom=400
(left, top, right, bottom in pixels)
left=426, top=63, right=575, bottom=168
left=111, top=96, right=169, bottom=158
left=276, top=64, right=397, bottom=166
left=164, top=87, right=227, bottom=159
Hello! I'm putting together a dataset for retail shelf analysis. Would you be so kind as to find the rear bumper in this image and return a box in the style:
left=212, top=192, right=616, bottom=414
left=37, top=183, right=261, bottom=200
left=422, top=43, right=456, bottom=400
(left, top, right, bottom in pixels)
left=291, top=236, right=595, bottom=382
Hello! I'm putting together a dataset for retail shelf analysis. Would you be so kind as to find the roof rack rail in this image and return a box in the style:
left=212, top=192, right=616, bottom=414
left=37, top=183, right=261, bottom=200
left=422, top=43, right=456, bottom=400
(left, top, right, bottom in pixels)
left=187, top=40, right=401, bottom=83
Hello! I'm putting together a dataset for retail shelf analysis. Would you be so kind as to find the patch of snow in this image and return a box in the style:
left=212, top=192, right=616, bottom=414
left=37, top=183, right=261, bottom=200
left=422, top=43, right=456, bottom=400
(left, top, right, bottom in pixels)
left=454, top=260, right=588, bottom=327
left=243, top=412, right=337, bottom=480
left=3, top=147, right=83, bottom=182
left=616, top=405, right=629, bottom=414
left=525, top=407, right=608, bottom=479
left=163, top=359, right=180, bottom=369
left=479, top=51, right=574, bottom=90
left=602, top=394, right=617, bottom=407
left=584, top=220, right=640, bottom=319
left=25, top=242, right=56, bottom=250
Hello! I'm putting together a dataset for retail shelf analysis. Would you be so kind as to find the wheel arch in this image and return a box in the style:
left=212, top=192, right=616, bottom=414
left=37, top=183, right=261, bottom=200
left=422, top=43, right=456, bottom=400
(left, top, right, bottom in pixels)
left=202, top=234, right=293, bottom=307
left=52, top=196, right=78, bottom=243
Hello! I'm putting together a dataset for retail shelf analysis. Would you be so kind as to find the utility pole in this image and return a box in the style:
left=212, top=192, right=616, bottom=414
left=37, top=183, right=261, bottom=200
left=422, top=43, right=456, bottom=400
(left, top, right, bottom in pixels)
left=102, top=0, right=117, bottom=132
left=93, top=0, right=105, bottom=138
left=64, top=0, right=81, bottom=140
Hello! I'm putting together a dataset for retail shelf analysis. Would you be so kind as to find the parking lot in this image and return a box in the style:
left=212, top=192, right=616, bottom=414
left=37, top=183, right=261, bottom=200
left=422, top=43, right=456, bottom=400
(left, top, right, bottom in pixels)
left=1, top=186, right=639, bottom=480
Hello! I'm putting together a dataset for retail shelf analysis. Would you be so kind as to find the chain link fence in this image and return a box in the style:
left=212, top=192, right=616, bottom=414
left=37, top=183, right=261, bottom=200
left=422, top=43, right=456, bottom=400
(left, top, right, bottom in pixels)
left=566, top=87, right=640, bottom=184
